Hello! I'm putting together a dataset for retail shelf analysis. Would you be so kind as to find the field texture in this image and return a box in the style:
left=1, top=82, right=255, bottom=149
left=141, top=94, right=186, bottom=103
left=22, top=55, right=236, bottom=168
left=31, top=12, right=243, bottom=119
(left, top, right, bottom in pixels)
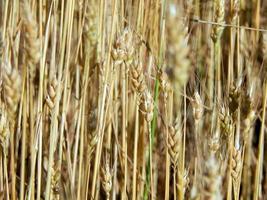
left=0, top=0, right=267, bottom=199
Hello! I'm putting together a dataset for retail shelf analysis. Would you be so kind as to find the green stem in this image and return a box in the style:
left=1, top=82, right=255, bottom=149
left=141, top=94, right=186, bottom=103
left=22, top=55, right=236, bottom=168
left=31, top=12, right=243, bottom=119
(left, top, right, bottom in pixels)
left=143, top=0, right=166, bottom=198
left=143, top=81, right=160, bottom=200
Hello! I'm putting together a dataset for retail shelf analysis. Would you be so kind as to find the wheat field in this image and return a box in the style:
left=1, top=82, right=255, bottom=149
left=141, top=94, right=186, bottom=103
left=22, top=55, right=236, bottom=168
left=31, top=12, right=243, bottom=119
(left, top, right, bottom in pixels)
left=0, top=0, right=267, bottom=199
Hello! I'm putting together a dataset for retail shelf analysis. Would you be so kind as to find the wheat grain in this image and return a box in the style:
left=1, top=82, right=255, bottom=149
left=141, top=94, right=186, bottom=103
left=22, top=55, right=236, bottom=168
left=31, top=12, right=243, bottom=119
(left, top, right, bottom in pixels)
left=167, top=124, right=181, bottom=167
left=140, top=90, right=154, bottom=123
left=112, top=27, right=135, bottom=66
left=231, top=147, right=242, bottom=182
left=101, top=154, right=112, bottom=200
left=84, top=5, right=98, bottom=49
left=211, top=0, right=225, bottom=42
left=51, top=163, right=60, bottom=200
left=45, top=77, right=58, bottom=110
left=191, top=92, right=204, bottom=124
left=219, top=107, right=234, bottom=137
left=158, top=68, right=172, bottom=101
left=0, top=108, right=10, bottom=153
left=3, top=61, right=21, bottom=120
left=130, top=60, right=147, bottom=94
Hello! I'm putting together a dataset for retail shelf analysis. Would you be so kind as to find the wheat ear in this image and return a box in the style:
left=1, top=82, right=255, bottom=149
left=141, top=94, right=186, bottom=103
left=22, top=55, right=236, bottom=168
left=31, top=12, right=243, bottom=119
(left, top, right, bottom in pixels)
left=211, top=0, right=225, bottom=42
left=22, top=0, right=41, bottom=80
left=203, top=155, right=222, bottom=200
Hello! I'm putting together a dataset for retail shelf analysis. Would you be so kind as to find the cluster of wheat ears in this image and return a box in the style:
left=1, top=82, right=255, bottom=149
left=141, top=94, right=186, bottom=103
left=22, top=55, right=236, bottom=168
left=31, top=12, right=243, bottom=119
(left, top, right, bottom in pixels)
left=0, top=0, right=267, bottom=199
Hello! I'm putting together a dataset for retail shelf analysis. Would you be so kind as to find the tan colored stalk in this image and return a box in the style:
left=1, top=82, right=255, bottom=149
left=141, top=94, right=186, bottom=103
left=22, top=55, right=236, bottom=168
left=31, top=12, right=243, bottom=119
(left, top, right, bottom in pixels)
left=112, top=31, right=134, bottom=197
left=22, top=1, right=42, bottom=199
left=121, top=62, right=128, bottom=200
left=158, top=69, right=172, bottom=200
left=131, top=60, right=147, bottom=200
left=45, top=0, right=75, bottom=199
left=191, top=92, right=204, bottom=196
left=20, top=86, right=27, bottom=200
left=180, top=85, right=187, bottom=200
left=228, top=0, right=237, bottom=94
left=241, top=90, right=255, bottom=198
left=76, top=14, right=94, bottom=197
left=90, top=0, right=117, bottom=197
left=254, top=0, right=260, bottom=41
left=132, top=102, right=139, bottom=200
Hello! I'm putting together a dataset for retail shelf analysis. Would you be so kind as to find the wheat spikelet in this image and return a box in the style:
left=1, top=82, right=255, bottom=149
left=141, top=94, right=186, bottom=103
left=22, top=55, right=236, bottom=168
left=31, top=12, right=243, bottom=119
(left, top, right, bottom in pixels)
left=219, top=107, right=234, bottom=137
left=231, top=0, right=239, bottom=24
left=86, top=109, right=98, bottom=160
left=211, top=0, right=225, bottom=42
left=231, top=146, right=242, bottom=200
left=130, top=60, right=147, bottom=94
left=262, top=32, right=267, bottom=60
left=191, top=92, right=204, bottom=124
left=87, top=130, right=98, bottom=159
left=167, top=124, right=181, bottom=167
left=112, top=27, right=135, bottom=65
left=3, top=61, right=21, bottom=120
left=243, top=109, right=255, bottom=142
left=0, top=108, right=10, bottom=154
left=177, top=169, right=189, bottom=199
left=101, top=155, right=112, bottom=200
left=231, top=147, right=242, bottom=182
left=84, top=4, right=98, bottom=50
left=45, top=77, right=58, bottom=109
left=203, top=155, right=222, bottom=200
left=208, top=136, right=220, bottom=153
left=51, top=163, right=60, bottom=200
left=129, top=61, right=153, bottom=122
left=166, top=4, right=190, bottom=90
left=140, top=90, right=154, bottom=123
left=158, top=68, right=172, bottom=101
left=22, top=0, right=41, bottom=79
